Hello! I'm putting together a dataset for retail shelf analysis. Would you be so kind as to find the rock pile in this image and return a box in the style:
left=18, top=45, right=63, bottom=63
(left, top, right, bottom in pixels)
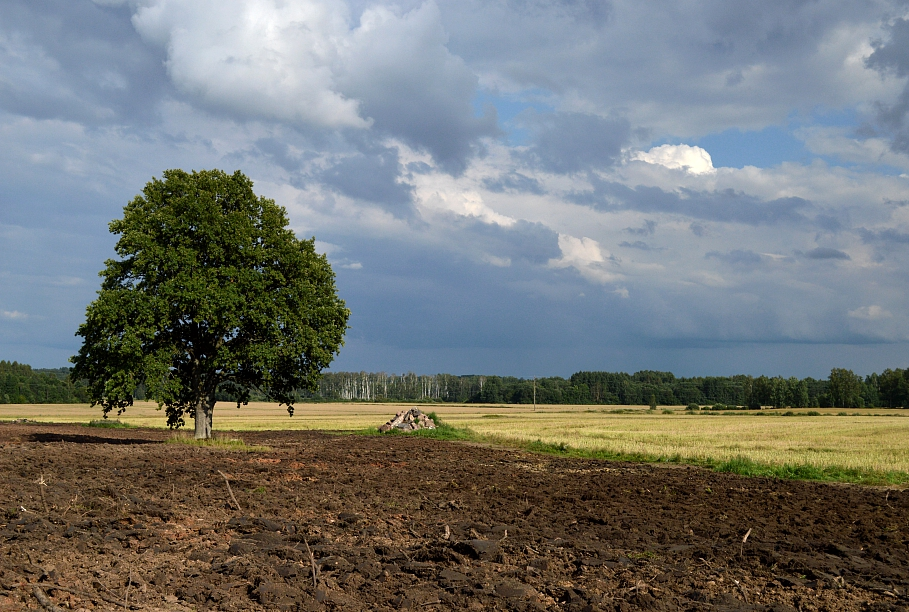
left=378, top=407, right=436, bottom=433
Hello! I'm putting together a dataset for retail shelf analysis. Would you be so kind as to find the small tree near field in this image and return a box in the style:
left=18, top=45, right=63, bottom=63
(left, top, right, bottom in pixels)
left=72, top=169, right=349, bottom=439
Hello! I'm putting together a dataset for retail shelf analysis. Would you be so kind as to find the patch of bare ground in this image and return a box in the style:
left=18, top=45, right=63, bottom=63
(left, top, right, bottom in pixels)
left=0, top=423, right=907, bottom=611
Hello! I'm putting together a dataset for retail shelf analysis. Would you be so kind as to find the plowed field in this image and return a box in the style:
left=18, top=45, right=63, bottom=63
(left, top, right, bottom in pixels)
left=0, top=423, right=907, bottom=611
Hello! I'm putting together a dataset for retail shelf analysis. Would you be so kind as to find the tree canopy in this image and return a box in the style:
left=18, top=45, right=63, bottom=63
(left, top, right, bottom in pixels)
left=71, top=169, right=349, bottom=438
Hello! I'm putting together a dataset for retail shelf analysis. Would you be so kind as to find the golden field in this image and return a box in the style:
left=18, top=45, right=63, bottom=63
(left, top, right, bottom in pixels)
left=3, top=402, right=909, bottom=475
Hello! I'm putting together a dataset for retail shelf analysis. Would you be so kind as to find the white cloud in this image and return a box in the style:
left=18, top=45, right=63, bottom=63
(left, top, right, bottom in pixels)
left=848, top=305, right=893, bottom=320
left=132, top=0, right=369, bottom=129
left=128, top=0, right=489, bottom=170
left=631, top=144, right=716, bottom=175
left=421, top=189, right=516, bottom=226
left=553, top=234, right=605, bottom=266
left=549, top=234, right=621, bottom=284
left=1, top=311, right=28, bottom=320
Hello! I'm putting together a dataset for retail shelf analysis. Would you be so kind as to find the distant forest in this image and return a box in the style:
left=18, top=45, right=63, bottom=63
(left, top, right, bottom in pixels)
left=285, top=368, right=908, bottom=409
left=4, top=360, right=909, bottom=409
left=0, top=361, right=89, bottom=404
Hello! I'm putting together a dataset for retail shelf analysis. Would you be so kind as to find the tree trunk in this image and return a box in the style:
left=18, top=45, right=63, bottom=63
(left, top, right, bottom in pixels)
left=194, top=396, right=213, bottom=439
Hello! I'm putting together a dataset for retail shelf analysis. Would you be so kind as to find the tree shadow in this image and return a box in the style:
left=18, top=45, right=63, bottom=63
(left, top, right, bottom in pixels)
left=28, top=432, right=161, bottom=445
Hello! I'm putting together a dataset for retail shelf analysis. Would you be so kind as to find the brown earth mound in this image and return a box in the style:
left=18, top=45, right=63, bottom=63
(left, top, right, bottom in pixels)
left=0, top=422, right=907, bottom=611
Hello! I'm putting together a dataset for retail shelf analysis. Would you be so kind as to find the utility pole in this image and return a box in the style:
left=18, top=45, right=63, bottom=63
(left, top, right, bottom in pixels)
left=533, top=377, right=536, bottom=412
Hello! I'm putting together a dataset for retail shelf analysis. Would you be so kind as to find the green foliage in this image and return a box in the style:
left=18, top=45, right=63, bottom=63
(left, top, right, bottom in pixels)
left=685, top=403, right=700, bottom=411
left=0, top=361, right=89, bottom=404
left=86, top=419, right=134, bottom=429
left=71, top=169, right=349, bottom=438
left=414, top=412, right=475, bottom=441
left=828, top=368, right=863, bottom=408
left=285, top=368, right=908, bottom=409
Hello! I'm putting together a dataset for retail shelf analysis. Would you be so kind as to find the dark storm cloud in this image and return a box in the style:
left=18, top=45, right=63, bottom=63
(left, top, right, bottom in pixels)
left=0, top=1, right=168, bottom=125
left=320, top=145, right=415, bottom=217
left=254, top=138, right=311, bottom=173
left=482, top=171, right=545, bottom=195
left=866, top=18, right=909, bottom=77
left=337, top=2, right=499, bottom=175
left=321, top=230, right=593, bottom=355
left=454, top=218, right=561, bottom=264
left=802, top=247, right=850, bottom=260
left=504, top=0, right=612, bottom=26
left=859, top=227, right=909, bottom=245
left=865, top=17, right=909, bottom=153
left=570, top=179, right=810, bottom=226
left=521, top=112, right=631, bottom=174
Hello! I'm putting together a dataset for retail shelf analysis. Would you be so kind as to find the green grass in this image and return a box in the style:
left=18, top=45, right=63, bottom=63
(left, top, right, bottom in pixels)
left=392, top=423, right=909, bottom=487
left=356, top=412, right=477, bottom=442
left=85, top=419, right=134, bottom=429
left=165, top=431, right=271, bottom=452
left=713, top=455, right=909, bottom=486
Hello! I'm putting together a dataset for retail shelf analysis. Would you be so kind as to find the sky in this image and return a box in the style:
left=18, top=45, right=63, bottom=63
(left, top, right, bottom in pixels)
left=3, top=0, right=909, bottom=379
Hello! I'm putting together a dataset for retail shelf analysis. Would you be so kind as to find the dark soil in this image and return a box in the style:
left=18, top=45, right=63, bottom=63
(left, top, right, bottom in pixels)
left=0, top=423, right=907, bottom=611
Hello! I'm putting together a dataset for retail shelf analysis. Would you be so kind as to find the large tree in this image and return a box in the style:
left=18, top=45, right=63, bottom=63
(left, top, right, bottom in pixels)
left=72, top=169, right=349, bottom=438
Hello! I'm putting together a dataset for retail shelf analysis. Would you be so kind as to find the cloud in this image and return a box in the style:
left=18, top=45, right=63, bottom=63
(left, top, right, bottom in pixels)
left=1, top=310, right=28, bottom=320
left=0, top=1, right=168, bottom=125
left=319, top=145, right=415, bottom=217
left=131, top=0, right=367, bottom=129
left=443, top=0, right=888, bottom=136
left=619, top=240, right=663, bottom=251
left=705, top=249, right=763, bottom=267
left=522, top=112, right=631, bottom=173
left=7, top=0, right=909, bottom=377
left=631, top=144, right=716, bottom=175
left=571, top=179, right=810, bottom=226
left=482, top=171, right=545, bottom=195
left=624, top=220, right=657, bottom=235
left=454, top=217, right=561, bottom=265
left=860, top=226, right=909, bottom=243
left=863, top=17, right=909, bottom=154
left=549, top=234, right=620, bottom=283
left=338, top=1, right=497, bottom=174
left=131, top=0, right=495, bottom=173
left=689, top=223, right=708, bottom=237
left=802, top=247, right=850, bottom=260
left=848, top=305, right=892, bottom=320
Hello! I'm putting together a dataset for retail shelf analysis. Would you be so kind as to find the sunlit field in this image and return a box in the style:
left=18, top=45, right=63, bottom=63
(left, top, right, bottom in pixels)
left=3, top=402, right=909, bottom=475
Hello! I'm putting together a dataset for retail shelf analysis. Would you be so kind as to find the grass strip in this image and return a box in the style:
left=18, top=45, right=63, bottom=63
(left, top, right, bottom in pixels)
left=513, top=437, right=909, bottom=486
left=366, top=415, right=909, bottom=486
left=85, top=419, right=134, bottom=429
left=165, top=431, right=271, bottom=452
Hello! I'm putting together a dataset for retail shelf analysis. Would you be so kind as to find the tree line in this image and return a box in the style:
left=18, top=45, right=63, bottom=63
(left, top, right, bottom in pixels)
left=279, top=367, right=909, bottom=408
left=5, top=361, right=909, bottom=409
left=0, top=361, right=90, bottom=404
